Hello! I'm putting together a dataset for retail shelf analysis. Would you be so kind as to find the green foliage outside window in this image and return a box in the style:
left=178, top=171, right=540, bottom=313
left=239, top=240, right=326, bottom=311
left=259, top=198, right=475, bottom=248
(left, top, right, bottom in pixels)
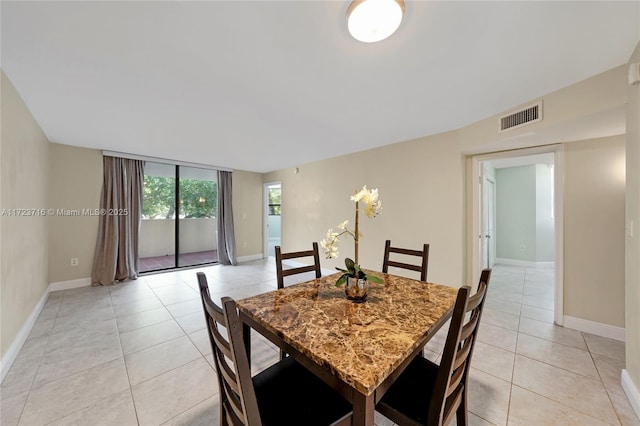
left=143, top=176, right=217, bottom=219
left=268, top=187, right=281, bottom=215
left=180, top=179, right=217, bottom=218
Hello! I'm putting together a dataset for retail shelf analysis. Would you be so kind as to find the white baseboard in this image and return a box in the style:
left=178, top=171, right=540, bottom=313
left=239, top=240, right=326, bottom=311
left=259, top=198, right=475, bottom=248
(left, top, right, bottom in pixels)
left=50, top=277, right=92, bottom=292
left=563, top=315, right=625, bottom=342
left=622, top=370, right=640, bottom=420
left=0, top=286, right=51, bottom=383
left=495, top=258, right=555, bottom=269
left=237, top=254, right=264, bottom=263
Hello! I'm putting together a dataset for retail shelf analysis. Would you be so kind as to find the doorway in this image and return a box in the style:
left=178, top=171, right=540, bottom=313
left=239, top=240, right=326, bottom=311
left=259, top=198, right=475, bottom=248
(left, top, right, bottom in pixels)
left=264, top=182, right=282, bottom=257
left=471, top=145, right=564, bottom=325
left=139, top=162, right=218, bottom=272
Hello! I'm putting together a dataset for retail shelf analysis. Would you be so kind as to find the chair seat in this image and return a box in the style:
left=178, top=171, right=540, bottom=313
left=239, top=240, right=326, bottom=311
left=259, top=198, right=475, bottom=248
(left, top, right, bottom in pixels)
left=253, top=356, right=352, bottom=426
left=377, top=356, right=440, bottom=425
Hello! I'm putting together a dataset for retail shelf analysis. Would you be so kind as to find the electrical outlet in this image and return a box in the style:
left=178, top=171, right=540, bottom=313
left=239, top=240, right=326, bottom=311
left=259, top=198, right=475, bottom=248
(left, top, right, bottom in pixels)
left=70, top=258, right=79, bottom=267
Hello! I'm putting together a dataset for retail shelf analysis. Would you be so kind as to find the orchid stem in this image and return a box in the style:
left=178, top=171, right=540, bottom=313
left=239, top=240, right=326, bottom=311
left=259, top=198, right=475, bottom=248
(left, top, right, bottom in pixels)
left=354, top=191, right=359, bottom=265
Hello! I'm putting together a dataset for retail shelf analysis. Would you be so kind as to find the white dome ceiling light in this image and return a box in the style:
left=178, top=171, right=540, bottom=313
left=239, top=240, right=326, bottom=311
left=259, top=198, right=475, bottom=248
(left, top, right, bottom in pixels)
left=346, top=0, right=405, bottom=43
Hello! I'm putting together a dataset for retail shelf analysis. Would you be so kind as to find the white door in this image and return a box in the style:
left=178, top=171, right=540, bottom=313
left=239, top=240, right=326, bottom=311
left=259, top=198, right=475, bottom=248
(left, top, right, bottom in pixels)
left=264, top=182, right=281, bottom=257
left=482, top=177, right=496, bottom=268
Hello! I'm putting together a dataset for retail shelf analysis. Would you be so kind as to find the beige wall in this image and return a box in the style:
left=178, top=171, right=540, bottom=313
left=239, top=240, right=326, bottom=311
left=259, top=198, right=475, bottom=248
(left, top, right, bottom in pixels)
left=564, top=136, right=626, bottom=326
left=231, top=169, right=264, bottom=258
left=457, top=65, right=627, bottom=153
left=625, top=41, right=640, bottom=398
left=0, top=71, right=50, bottom=359
left=48, top=143, right=102, bottom=283
left=47, top=151, right=264, bottom=277
left=265, top=131, right=467, bottom=287
left=461, top=66, right=628, bottom=284
left=265, top=66, right=629, bottom=322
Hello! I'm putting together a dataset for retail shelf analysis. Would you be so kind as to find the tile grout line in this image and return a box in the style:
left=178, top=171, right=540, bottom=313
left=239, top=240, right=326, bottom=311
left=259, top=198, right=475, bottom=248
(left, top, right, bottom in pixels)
left=582, top=328, right=627, bottom=426
left=110, top=285, right=143, bottom=426
left=509, top=383, right=621, bottom=426
left=135, top=275, right=217, bottom=424
left=519, top=266, right=623, bottom=425
left=19, top=289, right=115, bottom=425
left=14, top=289, right=75, bottom=425
left=504, top=267, right=528, bottom=425
left=5, top=262, right=629, bottom=425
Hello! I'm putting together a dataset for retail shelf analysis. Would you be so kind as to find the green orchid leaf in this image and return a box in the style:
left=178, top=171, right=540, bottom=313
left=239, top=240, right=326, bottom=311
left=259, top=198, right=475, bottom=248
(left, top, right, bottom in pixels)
left=365, top=274, right=384, bottom=284
left=335, top=274, right=347, bottom=287
left=345, top=258, right=356, bottom=274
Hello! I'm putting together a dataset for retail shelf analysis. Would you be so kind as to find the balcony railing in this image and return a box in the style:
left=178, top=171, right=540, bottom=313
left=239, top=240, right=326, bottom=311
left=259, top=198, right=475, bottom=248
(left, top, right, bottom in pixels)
left=139, top=217, right=217, bottom=272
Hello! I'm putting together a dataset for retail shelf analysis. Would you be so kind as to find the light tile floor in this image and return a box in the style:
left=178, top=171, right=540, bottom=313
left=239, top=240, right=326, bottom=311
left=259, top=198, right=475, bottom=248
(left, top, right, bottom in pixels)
left=1, top=262, right=638, bottom=425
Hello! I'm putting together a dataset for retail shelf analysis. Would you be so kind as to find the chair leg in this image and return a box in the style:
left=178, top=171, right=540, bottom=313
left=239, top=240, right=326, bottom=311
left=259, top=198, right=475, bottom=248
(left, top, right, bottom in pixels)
left=456, top=391, right=469, bottom=426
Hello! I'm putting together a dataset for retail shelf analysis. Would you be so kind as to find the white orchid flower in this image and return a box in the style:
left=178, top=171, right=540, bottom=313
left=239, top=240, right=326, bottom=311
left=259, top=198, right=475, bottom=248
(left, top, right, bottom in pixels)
left=350, top=185, right=368, bottom=203
left=321, top=185, right=381, bottom=265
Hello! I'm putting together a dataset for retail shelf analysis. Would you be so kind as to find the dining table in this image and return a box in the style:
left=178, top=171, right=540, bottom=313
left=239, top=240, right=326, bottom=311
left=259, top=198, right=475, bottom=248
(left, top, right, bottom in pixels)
left=235, top=270, right=459, bottom=426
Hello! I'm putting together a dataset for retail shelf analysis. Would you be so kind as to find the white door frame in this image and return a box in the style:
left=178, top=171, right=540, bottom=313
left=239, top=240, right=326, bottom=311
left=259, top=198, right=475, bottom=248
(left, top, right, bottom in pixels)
left=482, top=176, right=496, bottom=268
left=263, top=181, right=282, bottom=258
left=470, top=144, right=565, bottom=325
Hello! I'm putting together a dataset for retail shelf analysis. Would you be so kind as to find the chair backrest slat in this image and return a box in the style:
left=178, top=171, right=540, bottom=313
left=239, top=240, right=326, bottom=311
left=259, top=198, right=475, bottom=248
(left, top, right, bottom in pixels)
left=442, top=389, right=463, bottom=426
left=275, top=242, right=322, bottom=289
left=223, top=380, right=246, bottom=422
left=446, top=365, right=465, bottom=398
left=382, top=240, right=430, bottom=282
left=385, top=260, right=423, bottom=273
left=218, top=357, right=241, bottom=393
left=459, top=311, right=479, bottom=342
left=453, top=338, right=473, bottom=371
left=466, top=284, right=487, bottom=311
left=427, top=268, right=492, bottom=425
left=281, top=264, right=318, bottom=277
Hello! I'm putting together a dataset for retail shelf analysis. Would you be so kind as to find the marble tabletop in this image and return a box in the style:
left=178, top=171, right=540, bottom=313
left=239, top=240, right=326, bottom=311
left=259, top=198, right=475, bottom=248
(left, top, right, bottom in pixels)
left=236, top=271, right=458, bottom=396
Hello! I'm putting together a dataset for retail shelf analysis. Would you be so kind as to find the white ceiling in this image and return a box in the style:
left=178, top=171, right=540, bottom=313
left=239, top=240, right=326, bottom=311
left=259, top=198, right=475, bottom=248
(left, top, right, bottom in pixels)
left=2, top=1, right=638, bottom=173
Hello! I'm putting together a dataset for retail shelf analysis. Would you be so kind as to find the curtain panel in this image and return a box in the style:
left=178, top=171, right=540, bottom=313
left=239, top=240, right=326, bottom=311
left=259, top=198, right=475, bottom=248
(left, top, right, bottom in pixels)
left=91, top=156, right=145, bottom=285
left=217, top=170, right=237, bottom=265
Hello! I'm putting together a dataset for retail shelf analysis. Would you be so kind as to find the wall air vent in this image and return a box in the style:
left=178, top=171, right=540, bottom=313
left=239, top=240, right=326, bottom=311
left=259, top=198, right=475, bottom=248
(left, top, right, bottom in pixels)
left=499, top=101, right=542, bottom=132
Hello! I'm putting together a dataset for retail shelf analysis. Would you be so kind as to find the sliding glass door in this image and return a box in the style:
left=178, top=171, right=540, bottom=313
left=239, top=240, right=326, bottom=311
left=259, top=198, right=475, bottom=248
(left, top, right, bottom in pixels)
left=178, top=166, right=218, bottom=267
left=139, top=162, right=218, bottom=273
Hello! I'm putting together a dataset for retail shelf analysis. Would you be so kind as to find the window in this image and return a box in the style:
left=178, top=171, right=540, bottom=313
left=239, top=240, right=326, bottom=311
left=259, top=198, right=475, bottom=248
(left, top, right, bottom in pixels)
left=139, top=162, right=218, bottom=272
left=268, top=186, right=281, bottom=216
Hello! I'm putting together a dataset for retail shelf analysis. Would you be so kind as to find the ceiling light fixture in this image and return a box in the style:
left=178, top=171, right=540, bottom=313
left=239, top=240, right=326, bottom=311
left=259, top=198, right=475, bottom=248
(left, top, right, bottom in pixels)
left=346, top=0, right=405, bottom=43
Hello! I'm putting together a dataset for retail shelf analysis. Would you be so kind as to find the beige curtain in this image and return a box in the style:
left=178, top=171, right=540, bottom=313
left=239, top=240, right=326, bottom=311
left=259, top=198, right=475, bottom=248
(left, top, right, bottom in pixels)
left=91, top=156, right=145, bottom=285
left=217, top=170, right=237, bottom=265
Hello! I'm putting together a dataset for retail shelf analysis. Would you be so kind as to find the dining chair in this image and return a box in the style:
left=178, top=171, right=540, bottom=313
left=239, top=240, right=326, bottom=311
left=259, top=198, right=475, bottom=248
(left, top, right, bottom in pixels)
left=275, top=242, right=321, bottom=289
left=382, top=240, right=430, bottom=282
left=196, top=272, right=353, bottom=426
left=375, top=268, right=492, bottom=426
